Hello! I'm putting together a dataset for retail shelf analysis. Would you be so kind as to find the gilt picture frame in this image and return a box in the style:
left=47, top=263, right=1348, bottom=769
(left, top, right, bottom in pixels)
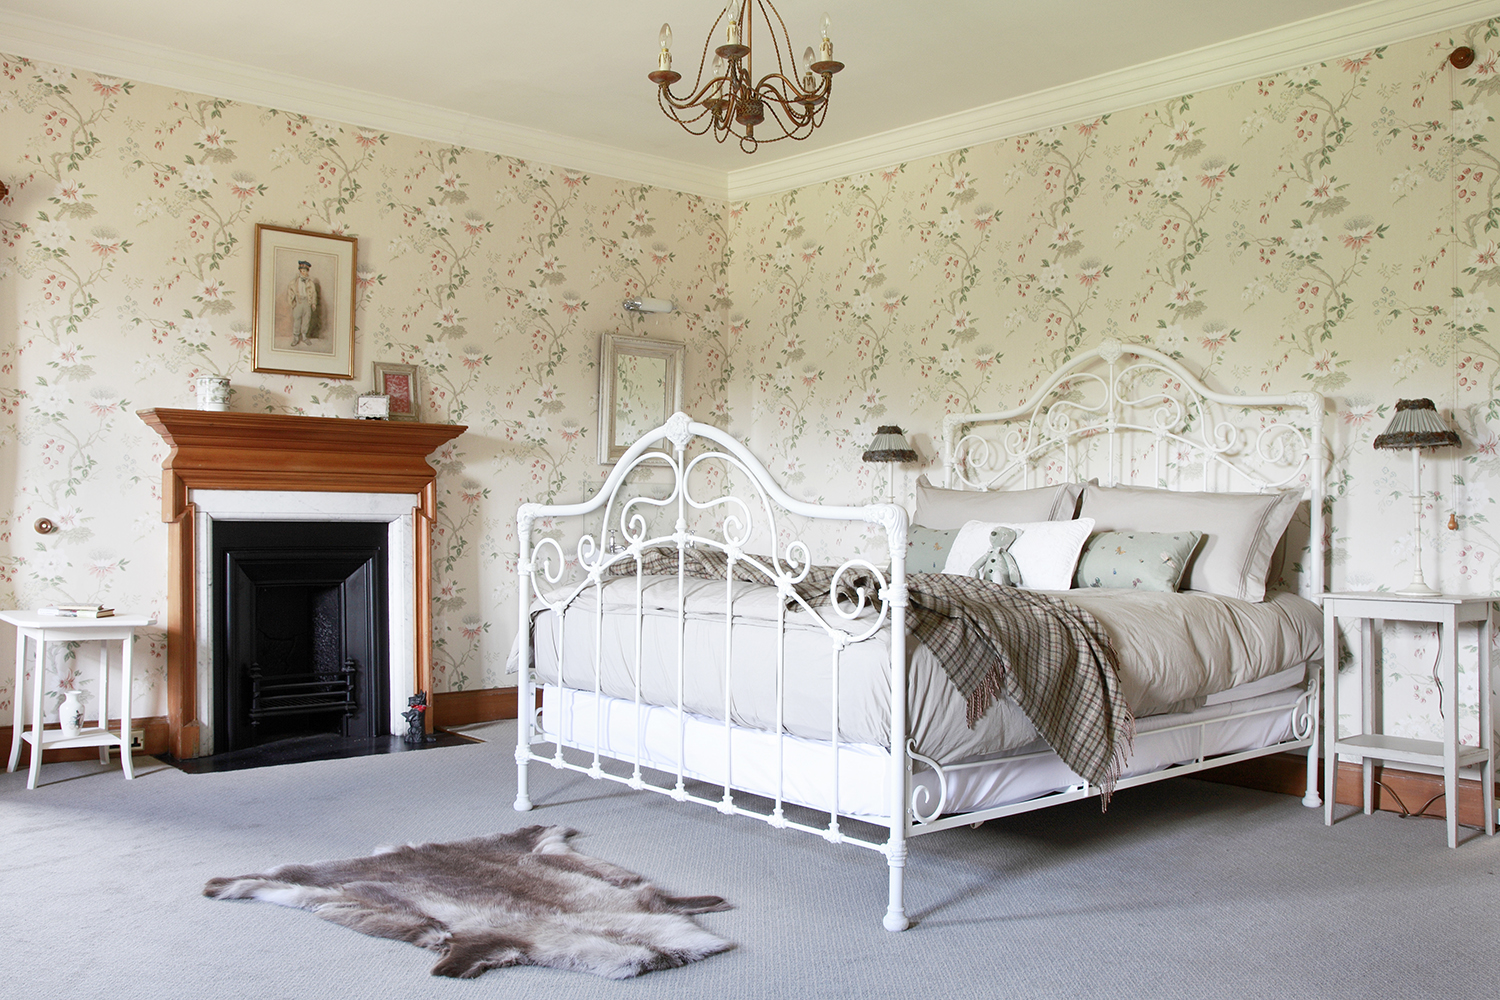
left=372, top=361, right=421, bottom=421
left=252, top=224, right=357, bottom=379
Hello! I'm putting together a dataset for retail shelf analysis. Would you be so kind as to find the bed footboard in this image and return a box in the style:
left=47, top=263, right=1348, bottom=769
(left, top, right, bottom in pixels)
left=514, top=412, right=914, bottom=930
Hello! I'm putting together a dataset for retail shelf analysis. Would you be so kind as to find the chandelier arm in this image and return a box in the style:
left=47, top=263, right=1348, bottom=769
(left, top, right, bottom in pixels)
left=660, top=75, right=736, bottom=113
left=753, top=72, right=828, bottom=105
left=755, top=97, right=814, bottom=139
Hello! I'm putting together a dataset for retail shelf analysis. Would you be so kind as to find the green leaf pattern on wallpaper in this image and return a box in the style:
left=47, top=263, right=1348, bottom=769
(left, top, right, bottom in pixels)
left=4, top=22, right=1500, bottom=747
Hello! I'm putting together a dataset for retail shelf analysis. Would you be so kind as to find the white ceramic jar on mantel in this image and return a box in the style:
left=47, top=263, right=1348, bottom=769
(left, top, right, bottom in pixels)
left=195, top=375, right=231, bottom=411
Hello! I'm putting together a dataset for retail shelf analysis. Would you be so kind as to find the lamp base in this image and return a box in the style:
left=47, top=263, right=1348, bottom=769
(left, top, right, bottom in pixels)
left=1395, top=580, right=1442, bottom=598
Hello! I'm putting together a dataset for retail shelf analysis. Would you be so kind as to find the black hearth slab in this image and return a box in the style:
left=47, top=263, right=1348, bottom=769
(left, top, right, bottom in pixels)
left=154, top=729, right=480, bottom=774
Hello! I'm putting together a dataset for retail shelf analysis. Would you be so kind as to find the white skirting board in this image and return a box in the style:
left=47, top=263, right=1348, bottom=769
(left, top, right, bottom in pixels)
left=537, top=682, right=1305, bottom=822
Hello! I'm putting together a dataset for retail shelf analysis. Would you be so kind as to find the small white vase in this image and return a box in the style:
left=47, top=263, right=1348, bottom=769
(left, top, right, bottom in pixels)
left=57, top=689, right=84, bottom=738
left=195, top=375, right=231, bottom=411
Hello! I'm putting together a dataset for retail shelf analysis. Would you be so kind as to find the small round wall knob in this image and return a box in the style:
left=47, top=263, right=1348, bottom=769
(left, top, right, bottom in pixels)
left=1451, top=46, right=1476, bottom=69
left=34, top=517, right=56, bottom=534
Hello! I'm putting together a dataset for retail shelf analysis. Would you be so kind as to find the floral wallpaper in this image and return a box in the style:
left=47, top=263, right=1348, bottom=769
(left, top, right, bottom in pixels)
left=724, top=22, right=1500, bottom=746
left=0, top=55, right=728, bottom=729
left=4, top=17, right=1500, bottom=751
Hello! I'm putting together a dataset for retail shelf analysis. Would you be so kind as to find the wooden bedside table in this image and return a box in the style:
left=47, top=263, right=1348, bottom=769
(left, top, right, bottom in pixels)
left=3, top=611, right=156, bottom=790
left=1322, top=592, right=1496, bottom=847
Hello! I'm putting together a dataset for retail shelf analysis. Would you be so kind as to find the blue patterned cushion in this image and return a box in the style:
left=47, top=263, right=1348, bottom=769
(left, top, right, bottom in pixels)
left=1072, top=530, right=1203, bottom=592
left=906, top=525, right=963, bottom=573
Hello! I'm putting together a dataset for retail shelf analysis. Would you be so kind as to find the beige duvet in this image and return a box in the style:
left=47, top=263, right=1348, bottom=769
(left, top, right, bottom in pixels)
left=522, top=576, right=1321, bottom=764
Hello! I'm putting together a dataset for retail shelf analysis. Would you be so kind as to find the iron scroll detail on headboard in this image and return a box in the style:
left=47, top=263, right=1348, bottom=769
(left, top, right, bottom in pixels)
left=939, top=338, right=1326, bottom=594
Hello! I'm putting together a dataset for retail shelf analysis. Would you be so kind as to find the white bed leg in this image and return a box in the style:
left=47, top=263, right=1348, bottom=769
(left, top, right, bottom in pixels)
left=883, top=842, right=910, bottom=931
left=1301, top=668, right=1322, bottom=808
left=514, top=743, right=533, bottom=812
left=1296, top=746, right=1320, bottom=809
left=1302, top=740, right=1321, bottom=808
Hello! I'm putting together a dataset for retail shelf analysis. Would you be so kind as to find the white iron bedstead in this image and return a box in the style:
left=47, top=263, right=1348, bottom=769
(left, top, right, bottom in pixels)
left=514, top=338, right=1326, bottom=932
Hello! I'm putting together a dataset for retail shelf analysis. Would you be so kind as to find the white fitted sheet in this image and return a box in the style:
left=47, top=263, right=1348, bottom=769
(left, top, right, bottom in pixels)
left=536, top=679, right=1308, bottom=822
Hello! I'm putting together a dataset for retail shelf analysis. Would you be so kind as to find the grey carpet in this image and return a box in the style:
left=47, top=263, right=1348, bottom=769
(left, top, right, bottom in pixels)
left=2, top=720, right=1496, bottom=999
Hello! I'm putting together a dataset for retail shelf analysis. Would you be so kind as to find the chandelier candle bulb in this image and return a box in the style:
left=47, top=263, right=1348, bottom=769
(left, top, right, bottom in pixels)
left=658, top=23, right=672, bottom=72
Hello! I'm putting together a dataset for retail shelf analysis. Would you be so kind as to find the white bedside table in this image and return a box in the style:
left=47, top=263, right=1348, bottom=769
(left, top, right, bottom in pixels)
left=3, top=610, right=156, bottom=790
left=1321, top=592, right=1496, bottom=847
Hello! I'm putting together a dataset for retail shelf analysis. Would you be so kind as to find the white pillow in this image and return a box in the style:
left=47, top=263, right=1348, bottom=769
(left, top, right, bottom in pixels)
left=945, top=518, right=1094, bottom=591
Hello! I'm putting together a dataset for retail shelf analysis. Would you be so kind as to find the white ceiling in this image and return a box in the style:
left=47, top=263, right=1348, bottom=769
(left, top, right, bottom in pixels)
left=1, top=0, right=1496, bottom=198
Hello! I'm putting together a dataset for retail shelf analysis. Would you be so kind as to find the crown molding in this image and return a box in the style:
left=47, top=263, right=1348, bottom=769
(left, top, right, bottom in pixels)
left=725, top=0, right=1500, bottom=200
left=4, top=0, right=1500, bottom=204
left=0, top=10, right=730, bottom=200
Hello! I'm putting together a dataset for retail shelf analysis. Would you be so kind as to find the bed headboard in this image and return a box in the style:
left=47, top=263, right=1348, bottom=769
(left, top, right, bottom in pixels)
left=940, top=338, right=1326, bottom=593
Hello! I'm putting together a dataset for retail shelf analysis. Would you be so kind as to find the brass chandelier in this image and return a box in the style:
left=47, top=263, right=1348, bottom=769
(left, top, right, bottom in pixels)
left=649, top=2, right=845, bottom=152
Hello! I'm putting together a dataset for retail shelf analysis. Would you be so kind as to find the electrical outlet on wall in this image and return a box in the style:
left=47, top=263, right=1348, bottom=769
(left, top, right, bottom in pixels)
left=128, top=730, right=145, bottom=751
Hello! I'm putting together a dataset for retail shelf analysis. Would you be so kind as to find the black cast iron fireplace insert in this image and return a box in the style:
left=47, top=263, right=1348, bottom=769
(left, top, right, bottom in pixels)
left=212, top=520, right=389, bottom=754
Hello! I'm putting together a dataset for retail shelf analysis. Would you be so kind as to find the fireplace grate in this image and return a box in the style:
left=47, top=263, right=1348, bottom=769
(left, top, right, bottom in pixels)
left=248, top=659, right=358, bottom=724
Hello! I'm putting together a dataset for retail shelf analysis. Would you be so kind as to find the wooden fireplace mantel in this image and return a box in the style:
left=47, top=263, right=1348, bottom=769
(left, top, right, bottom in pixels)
left=138, top=408, right=467, bottom=758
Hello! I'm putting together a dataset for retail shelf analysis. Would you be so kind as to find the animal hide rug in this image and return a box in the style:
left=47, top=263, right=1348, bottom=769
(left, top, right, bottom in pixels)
left=203, top=825, right=733, bottom=979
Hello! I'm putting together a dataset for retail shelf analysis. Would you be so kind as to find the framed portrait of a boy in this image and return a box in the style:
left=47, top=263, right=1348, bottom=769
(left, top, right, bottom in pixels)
left=252, top=224, right=357, bottom=379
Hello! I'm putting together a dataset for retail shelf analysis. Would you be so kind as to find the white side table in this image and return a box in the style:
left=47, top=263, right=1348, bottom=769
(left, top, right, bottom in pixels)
left=3, top=611, right=155, bottom=790
left=1322, top=592, right=1496, bottom=847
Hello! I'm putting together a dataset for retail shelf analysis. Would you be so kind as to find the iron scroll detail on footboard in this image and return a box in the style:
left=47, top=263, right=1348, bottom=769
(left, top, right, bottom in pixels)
left=513, top=412, right=918, bottom=932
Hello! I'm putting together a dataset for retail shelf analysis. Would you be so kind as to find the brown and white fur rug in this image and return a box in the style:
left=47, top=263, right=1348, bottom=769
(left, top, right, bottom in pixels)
left=203, top=825, right=733, bottom=979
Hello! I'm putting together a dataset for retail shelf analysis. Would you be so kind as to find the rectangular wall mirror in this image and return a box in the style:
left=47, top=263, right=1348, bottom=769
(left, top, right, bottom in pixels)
left=598, top=333, right=685, bottom=464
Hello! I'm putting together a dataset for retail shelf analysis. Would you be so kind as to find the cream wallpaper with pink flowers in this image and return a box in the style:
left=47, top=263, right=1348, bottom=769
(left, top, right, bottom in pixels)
left=724, top=22, right=1500, bottom=748
left=3, top=19, right=1500, bottom=750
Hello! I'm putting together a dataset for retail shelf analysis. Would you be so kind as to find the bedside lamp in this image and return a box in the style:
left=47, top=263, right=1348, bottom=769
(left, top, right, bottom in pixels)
left=862, top=425, right=918, bottom=503
left=1372, top=398, right=1460, bottom=597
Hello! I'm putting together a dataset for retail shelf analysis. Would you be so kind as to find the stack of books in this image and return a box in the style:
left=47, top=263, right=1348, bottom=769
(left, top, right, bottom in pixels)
left=38, top=604, right=115, bottom=618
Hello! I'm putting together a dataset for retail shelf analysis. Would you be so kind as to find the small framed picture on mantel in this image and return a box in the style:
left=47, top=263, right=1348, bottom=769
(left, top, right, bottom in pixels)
left=252, top=224, right=357, bottom=379
left=372, top=361, right=421, bottom=421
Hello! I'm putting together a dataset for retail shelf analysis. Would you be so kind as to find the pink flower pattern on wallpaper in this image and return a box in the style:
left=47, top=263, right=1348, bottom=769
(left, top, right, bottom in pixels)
left=4, top=21, right=1500, bottom=745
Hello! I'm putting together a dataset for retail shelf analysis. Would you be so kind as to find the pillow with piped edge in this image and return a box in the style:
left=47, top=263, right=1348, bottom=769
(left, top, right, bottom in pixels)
left=1073, top=530, right=1204, bottom=592
left=941, top=517, right=1095, bottom=591
left=1077, top=484, right=1300, bottom=602
left=912, top=476, right=1084, bottom=529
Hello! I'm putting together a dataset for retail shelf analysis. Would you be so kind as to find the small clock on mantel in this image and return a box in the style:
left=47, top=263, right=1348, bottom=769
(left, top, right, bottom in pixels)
left=356, top=393, right=391, bottom=420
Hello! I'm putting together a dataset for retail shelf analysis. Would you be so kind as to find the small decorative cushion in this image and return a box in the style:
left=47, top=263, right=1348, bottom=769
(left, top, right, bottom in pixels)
left=1078, top=485, right=1300, bottom=602
left=905, top=525, right=963, bottom=574
left=942, top=522, right=1022, bottom=586
left=1073, top=530, right=1204, bottom=592
left=912, top=476, right=1084, bottom=529
left=995, top=518, right=1095, bottom=590
left=934, top=517, right=1094, bottom=590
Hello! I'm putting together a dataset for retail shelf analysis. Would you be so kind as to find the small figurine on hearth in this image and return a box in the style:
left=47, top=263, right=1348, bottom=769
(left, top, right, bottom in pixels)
left=402, top=691, right=435, bottom=744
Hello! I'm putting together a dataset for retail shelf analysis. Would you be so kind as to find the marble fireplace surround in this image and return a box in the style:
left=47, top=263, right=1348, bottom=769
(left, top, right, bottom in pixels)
left=139, top=409, right=466, bottom=759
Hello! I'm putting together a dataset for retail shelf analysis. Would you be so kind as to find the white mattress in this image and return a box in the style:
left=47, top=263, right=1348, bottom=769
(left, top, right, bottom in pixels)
left=535, top=668, right=1308, bottom=822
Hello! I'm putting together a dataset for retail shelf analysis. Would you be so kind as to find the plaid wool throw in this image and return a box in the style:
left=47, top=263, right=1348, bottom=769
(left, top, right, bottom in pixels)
left=608, top=547, right=1132, bottom=797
